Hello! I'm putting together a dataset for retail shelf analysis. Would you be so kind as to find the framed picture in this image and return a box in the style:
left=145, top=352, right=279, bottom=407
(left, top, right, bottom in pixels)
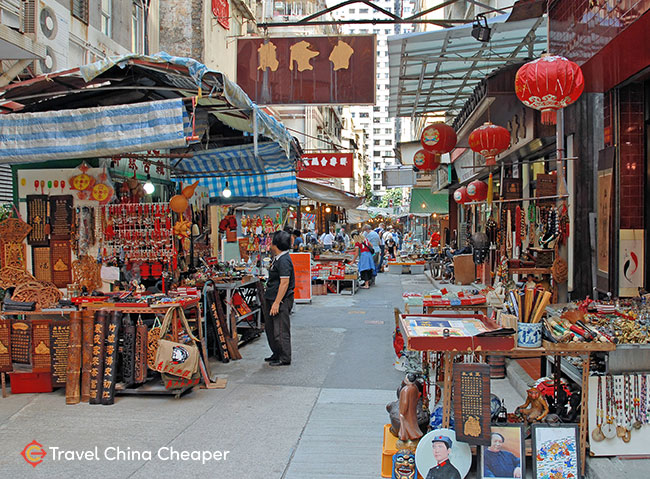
left=531, top=423, right=580, bottom=479
left=415, top=428, right=472, bottom=479
left=479, top=425, right=525, bottom=479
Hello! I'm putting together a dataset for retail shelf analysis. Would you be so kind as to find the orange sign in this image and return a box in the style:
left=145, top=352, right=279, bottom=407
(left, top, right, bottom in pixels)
left=290, top=253, right=311, bottom=303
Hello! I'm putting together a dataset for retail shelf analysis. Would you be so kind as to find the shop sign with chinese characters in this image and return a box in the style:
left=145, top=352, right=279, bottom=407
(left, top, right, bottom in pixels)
left=237, top=36, right=376, bottom=105
left=298, top=153, right=354, bottom=179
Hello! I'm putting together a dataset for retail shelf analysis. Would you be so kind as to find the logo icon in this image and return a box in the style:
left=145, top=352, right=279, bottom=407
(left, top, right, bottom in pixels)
left=21, top=440, right=46, bottom=467
left=171, top=346, right=189, bottom=364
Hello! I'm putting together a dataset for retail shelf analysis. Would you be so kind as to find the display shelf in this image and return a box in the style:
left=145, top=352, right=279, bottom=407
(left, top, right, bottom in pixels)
left=546, top=355, right=583, bottom=385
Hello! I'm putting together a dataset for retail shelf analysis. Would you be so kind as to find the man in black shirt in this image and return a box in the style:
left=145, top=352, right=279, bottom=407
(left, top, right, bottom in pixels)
left=264, top=230, right=295, bottom=366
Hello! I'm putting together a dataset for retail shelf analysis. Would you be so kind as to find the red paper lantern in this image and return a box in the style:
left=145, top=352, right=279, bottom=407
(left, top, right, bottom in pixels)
left=468, top=122, right=510, bottom=166
left=515, top=55, right=584, bottom=125
left=413, top=149, right=440, bottom=171
left=421, top=123, right=457, bottom=155
left=453, top=186, right=469, bottom=205
left=467, top=180, right=488, bottom=201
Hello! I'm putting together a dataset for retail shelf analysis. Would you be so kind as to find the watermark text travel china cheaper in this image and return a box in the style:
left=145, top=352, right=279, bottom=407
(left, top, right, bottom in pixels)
left=47, top=446, right=230, bottom=464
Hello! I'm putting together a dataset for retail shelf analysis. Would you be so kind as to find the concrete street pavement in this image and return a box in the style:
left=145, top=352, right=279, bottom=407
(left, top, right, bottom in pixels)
left=0, top=272, right=537, bottom=478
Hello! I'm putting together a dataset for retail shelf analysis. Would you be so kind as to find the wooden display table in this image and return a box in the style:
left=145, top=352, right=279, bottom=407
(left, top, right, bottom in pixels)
left=400, top=313, right=616, bottom=476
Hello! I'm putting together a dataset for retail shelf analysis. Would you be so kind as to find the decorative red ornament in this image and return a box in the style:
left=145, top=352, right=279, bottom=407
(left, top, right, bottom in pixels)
left=453, top=186, right=469, bottom=205
left=468, top=122, right=511, bottom=166
left=515, top=55, right=585, bottom=125
left=413, top=149, right=441, bottom=171
left=467, top=180, right=488, bottom=201
left=420, top=123, right=457, bottom=156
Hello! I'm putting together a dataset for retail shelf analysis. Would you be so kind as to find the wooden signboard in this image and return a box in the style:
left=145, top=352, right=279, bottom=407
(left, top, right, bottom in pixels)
left=27, top=195, right=49, bottom=246
left=32, top=319, right=52, bottom=372
left=10, top=320, right=31, bottom=365
left=0, top=319, right=11, bottom=372
left=49, top=195, right=73, bottom=240
left=50, top=321, right=70, bottom=387
left=290, top=253, right=312, bottom=303
left=33, top=246, right=52, bottom=282
left=453, top=363, right=491, bottom=446
left=51, top=240, right=72, bottom=287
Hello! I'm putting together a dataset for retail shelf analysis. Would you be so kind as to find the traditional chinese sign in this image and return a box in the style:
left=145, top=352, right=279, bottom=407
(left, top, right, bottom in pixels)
left=453, top=363, right=491, bottom=446
left=32, top=319, right=52, bottom=372
left=11, top=320, right=31, bottom=365
left=212, top=0, right=229, bottom=30
left=298, top=153, right=354, bottom=179
left=49, top=195, right=73, bottom=240
left=237, top=36, right=376, bottom=105
left=51, top=321, right=70, bottom=387
left=0, top=319, right=11, bottom=372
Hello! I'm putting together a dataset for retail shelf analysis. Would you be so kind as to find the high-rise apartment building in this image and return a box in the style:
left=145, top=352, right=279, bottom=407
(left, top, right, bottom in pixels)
left=329, top=0, right=416, bottom=200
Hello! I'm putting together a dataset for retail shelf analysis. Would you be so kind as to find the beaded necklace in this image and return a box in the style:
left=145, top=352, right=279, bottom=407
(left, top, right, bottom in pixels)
left=643, top=374, right=648, bottom=425
left=591, top=376, right=605, bottom=442
left=633, top=373, right=642, bottom=429
left=602, top=375, right=617, bottom=439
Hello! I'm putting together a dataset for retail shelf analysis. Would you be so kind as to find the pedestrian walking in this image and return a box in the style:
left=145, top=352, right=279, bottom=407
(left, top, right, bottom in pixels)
left=264, top=230, right=295, bottom=366
left=352, top=232, right=376, bottom=289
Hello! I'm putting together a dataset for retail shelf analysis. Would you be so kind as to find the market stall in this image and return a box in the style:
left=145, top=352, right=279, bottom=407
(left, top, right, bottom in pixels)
left=0, top=53, right=301, bottom=400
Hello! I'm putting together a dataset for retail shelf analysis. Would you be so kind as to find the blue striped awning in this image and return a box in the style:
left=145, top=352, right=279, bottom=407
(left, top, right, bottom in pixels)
left=175, top=142, right=298, bottom=203
left=0, top=99, right=188, bottom=163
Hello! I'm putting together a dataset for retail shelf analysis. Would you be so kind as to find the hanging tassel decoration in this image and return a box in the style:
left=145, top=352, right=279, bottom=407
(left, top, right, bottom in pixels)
left=487, top=173, right=494, bottom=208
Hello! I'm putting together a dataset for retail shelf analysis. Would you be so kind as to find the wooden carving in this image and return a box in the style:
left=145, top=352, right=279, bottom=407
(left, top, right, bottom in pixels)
left=72, top=255, right=102, bottom=292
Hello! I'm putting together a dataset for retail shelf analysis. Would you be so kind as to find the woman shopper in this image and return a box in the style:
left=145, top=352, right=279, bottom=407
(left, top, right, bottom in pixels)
left=352, top=232, right=376, bottom=289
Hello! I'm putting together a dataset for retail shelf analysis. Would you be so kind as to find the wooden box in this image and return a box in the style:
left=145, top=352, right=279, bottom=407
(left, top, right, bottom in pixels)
left=531, top=248, right=554, bottom=268
left=453, top=254, right=475, bottom=285
left=536, top=173, right=557, bottom=197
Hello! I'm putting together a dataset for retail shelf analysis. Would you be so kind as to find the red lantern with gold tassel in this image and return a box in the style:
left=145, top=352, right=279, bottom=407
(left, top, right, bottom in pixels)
left=515, top=55, right=584, bottom=125
left=453, top=186, right=469, bottom=205
left=468, top=122, right=510, bottom=166
left=421, top=123, right=457, bottom=161
left=413, top=149, right=440, bottom=171
left=467, top=180, right=488, bottom=202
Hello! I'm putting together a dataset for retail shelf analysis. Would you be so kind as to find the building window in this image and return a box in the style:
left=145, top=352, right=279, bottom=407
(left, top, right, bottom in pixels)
left=132, top=2, right=144, bottom=53
left=373, top=106, right=380, bottom=112
left=374, top=139, right=380, bottom=145
left=374, top=162, right=381, bottom=169
left=349, top=8, right=355, bottom=13
left=385, top=139, right=392, bottom=145
left=373, top=151, right=381, bottom=157
left=385, top=128, right=391, bottom=134
left=360, top=112, right=369, bottom=118
left=359, top=8, right=368, bottom=13
left=71, top=0, right=89, bottom=23
left=373, top=128, right=381, bottom=134
left=101, top=0, right=112, bottom=36
left=373, top=185, right=381, bottom=190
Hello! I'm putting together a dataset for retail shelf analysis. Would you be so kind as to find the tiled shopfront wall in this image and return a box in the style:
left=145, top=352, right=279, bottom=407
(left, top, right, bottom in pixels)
left=619, top=83, right=645, bottom=230
left=549, top=0, right=650, bottom=64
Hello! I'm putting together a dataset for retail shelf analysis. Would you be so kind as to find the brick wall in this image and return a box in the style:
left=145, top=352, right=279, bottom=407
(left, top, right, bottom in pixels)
left=550, top=0, right=650, bottom=64
left=618, top=83, right=645, bottom=229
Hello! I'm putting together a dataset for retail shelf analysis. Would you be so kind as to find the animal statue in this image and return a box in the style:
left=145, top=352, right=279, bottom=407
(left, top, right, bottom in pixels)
left=516, top=387, right=549, bottom=424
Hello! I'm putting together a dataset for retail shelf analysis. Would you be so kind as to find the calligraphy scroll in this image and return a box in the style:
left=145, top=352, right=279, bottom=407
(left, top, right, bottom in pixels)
left=81, top=310, right=94, bottom=402
left=50, top=320, right=69, bottom=387
left=453, top=363, right=491, bottom=446
left=31, top=319, right=52, bottom=372
left=101, top=311, right=122, bottom=405
left=89, top=310, right=108, bottom=405
left=134, top=320, right=148, bottom=383
left=121, top=318, right=136, bottom=385
left=0, top=319, right=12, bottom=372
left=27, top=195, right=49, bottom=246
left=49, top=195, right=73, bottom=240
left=66, top=311, right=82, bottom=404
left=10, top=320, right=30, bottom=365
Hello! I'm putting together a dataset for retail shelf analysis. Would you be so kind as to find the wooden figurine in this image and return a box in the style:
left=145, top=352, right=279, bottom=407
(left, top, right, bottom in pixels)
left=387, top=374, right=428, bottom=444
